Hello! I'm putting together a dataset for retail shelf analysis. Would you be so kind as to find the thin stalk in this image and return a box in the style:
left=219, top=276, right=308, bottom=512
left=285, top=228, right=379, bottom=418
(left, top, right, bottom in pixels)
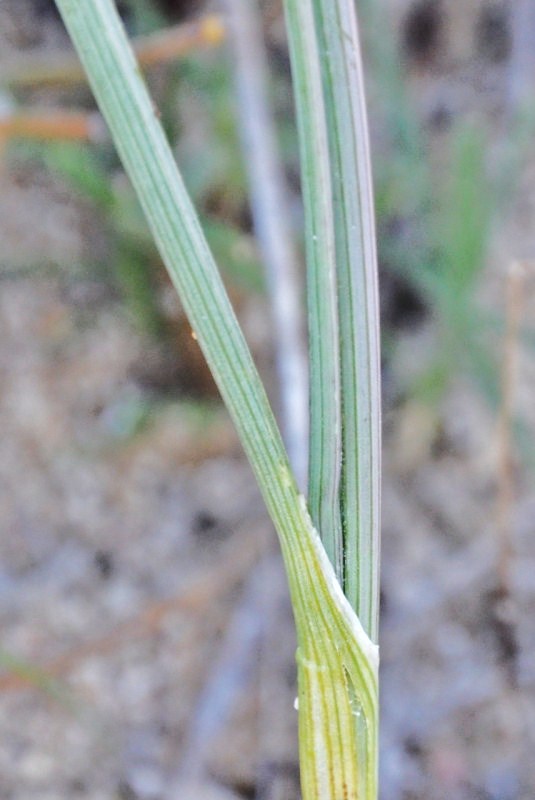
left=222, top=0, right=309, bottom=488
left=311, top=0, right=381, bottom=641
left=53, top=2, right=379, bottom=798
left=283, top=0, right=343, bottom=579
left=221, top=6, right=310, bottom=788
left=497, top=261, right=525, bottom=593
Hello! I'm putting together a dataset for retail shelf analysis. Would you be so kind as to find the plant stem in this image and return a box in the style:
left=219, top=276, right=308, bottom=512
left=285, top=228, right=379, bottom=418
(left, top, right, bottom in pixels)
left=222, top=0, right=309, bottom=487
left=53, top=2, right=379, bottom=797
left=284, top=1, right=381, bottom=793
left=283, top=0, right=344, bottom=578
left=311, top=0, right=381, bottom=642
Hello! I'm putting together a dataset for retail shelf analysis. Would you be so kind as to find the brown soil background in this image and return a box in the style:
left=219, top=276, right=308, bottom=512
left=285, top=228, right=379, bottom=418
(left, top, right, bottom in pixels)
left=1, top=1, right=534, bottom=799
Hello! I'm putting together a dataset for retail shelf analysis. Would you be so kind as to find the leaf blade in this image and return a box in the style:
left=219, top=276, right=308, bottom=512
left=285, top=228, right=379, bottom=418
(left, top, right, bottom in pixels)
left=312, top=0, right=382, bottom=641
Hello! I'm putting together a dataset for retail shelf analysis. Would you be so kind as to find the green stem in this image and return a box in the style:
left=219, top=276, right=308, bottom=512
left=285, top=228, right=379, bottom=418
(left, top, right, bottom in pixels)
left=283, top=0, right=343, bottom=579
left=53, top=2, right=379, bottom=798
left=283, top=1, right=381, bottom=793
left=312, top=0, right=382, bottom=642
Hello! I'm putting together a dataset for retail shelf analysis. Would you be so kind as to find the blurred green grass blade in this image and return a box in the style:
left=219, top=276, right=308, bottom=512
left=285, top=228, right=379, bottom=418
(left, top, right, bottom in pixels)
left=41, top=141, right=115, bottom=208
left=283, top=0, right=343, bottom=580
left=437, top=126, right=490, bottom=299
left=312, top=0, right=381, bottom=640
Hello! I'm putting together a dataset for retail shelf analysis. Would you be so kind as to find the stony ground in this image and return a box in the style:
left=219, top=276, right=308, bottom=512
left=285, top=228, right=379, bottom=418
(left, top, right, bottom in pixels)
left=1, top=1, right=535, bottom=799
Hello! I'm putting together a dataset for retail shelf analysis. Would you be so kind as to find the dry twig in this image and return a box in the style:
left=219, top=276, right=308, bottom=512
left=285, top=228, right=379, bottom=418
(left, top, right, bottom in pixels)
left=0, top=109, right=105, bottom=143
left=496, top=261, right=526, bottom=594
left=2, top=15, right=225, bottom=90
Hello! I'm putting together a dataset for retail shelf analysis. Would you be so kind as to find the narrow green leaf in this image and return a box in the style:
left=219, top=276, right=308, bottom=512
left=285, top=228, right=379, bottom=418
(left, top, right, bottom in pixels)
left=54, top=0, right=289, bottom=525
left=283, top=0, right=343, bottom=580
left=312, top=0, right=382, bottom=642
